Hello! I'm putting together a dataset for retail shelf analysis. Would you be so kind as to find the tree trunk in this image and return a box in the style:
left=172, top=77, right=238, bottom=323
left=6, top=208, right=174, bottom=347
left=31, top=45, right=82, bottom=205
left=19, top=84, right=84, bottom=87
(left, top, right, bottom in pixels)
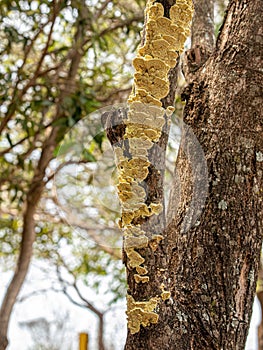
left=98, top=314, right=105, bottom=350
left=124, top=0, right=263, bottom=349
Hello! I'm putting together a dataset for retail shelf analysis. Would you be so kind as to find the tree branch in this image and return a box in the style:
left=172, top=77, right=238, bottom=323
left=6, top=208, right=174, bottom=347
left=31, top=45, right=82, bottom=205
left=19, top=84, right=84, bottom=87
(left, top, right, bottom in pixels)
left=182, top=0, right=215, bottom=82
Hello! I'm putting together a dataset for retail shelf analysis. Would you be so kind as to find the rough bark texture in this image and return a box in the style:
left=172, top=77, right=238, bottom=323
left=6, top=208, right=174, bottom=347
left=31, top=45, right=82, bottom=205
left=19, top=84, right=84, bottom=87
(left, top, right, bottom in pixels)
left=124, top=0, right=263, bottom=349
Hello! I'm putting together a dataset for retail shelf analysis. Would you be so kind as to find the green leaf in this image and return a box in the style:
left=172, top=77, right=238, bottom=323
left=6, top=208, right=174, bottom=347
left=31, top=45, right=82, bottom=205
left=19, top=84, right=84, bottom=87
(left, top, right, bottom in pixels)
left=105, top=67, right=113, bottom=79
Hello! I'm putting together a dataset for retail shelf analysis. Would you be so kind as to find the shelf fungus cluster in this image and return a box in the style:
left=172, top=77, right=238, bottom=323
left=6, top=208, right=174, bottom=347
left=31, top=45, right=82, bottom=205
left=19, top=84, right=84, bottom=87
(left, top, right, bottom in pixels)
left=114, top=0, right=193, bottom=334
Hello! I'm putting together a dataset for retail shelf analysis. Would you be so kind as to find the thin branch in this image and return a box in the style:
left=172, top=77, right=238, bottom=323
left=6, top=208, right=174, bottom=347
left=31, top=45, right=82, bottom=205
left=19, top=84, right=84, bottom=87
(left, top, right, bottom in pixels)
left=47, top=195, right=121, bottom=259
left=46, top=160, right=90, bottom=183
left=96, top=87, right=132, bottom=103
left=83, top=14, right=144, bottom=47
left=61, top=287, right=88, bottom=309
left=73, top=280, right=104, bottom=317
left=18, top=288, right=61, bottom=303
left=0, top=113, right=48, bottom=158
left=56, top=262, right=104, bottom=318
left=0, top=136, right=28, bottom=157
left=98, top=14, right=144, bottom=38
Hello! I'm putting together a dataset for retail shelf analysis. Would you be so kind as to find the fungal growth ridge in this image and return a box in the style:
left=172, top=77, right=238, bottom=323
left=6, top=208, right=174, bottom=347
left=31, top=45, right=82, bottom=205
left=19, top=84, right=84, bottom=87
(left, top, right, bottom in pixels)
left=114, top=0, right=193, bottom=334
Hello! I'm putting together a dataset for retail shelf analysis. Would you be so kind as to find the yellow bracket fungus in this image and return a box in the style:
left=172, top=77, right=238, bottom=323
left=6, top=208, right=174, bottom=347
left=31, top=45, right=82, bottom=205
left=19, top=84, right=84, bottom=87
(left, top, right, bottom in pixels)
left=126, top=248, right=145, bottom=269
left=134, top=274, right=150, bottom=284
left=147, top=3, right=164, bottom=19
left=128, top=88, right=162, bottom=107
left=133, top=57, right=170, bottom=79
left=161, top=290, right=171, bottom=301
left=160, top=283, right=171, bottom=301
left=149, top=234, right=164, bottom=251
left=136, top=266, right=148, bottom=275
left=134, top=74, right=170, bottom=100
left=124, top=235, right=148, bottom=250
left=128, top=138, right=153, bottom=159
left=118, top=158, right=150, bottom=183
left=119, top=0, right=193, bottom=280
left=113, top=0, right=193, bottom=332
left=126, top=295, right=159, bottom=334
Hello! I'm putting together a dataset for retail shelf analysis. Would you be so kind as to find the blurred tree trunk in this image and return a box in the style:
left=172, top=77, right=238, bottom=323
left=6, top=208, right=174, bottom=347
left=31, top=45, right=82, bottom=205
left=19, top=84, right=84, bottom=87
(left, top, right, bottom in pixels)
left=124, top=0, right=263, bottom=349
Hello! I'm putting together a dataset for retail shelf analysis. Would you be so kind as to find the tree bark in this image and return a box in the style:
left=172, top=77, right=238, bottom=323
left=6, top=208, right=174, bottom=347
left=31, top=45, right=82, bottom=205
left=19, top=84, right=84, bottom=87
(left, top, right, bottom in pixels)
left=124, top=0, right=263, bottom=349
left=191, top=0, right=214, bottom=49
left=182, top=0, right=214, bottom=82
